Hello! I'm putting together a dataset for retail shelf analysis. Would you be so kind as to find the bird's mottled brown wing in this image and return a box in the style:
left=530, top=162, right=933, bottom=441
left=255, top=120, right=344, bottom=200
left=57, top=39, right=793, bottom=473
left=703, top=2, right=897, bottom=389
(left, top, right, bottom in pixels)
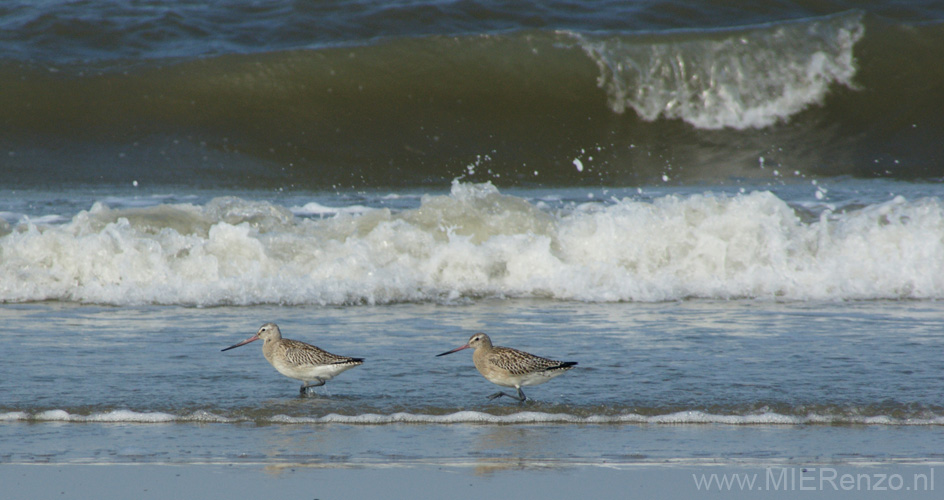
left=279, top=339, right=363, bottom=366
left=486, top=346, right=570, bottom=375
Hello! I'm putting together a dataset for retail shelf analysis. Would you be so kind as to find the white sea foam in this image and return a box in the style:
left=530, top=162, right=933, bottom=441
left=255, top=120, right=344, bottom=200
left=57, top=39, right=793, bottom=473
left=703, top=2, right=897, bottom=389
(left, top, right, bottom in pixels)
left=573, top=11, right=864, bottom=129
left=1, top=181, right=942, bottom=305
left=34, top=409, right=178, bottom=423
left=21, top=410, right=234, bottom=423
left=6, top=410, right=944, bottom=426
left=290, top=202, right=373, bottom=217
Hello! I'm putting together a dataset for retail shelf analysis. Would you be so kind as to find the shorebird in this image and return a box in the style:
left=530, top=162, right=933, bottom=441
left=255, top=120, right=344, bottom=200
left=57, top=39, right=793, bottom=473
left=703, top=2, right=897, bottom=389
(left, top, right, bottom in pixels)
left=221, top=323, right=364, bottom=394
left=436, top=333, right=577, bottom=402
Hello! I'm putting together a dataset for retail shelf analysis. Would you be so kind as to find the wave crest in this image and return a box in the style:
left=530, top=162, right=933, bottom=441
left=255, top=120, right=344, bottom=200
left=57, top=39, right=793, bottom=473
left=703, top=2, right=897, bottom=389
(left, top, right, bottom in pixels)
left=574, top=11, right=865, bottom=129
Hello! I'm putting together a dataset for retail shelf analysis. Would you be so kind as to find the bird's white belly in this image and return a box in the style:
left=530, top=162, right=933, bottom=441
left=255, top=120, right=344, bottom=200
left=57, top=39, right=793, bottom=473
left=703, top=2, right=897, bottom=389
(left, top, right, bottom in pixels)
left=487, top=370, right=563, bottom=388
left=271, top=360, right=352, bottom=382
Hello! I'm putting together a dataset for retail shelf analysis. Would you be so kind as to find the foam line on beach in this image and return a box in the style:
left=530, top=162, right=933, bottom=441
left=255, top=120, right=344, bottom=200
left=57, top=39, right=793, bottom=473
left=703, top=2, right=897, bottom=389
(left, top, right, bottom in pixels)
left=4, top=410, right=944, bottom=426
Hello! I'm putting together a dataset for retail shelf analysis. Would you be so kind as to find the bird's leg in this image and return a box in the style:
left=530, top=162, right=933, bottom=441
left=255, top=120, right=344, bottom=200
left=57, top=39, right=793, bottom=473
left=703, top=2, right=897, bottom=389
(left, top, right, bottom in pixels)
left=486, top=388, right=527, bottom=402
left=300, top=379, right=326, bottom=394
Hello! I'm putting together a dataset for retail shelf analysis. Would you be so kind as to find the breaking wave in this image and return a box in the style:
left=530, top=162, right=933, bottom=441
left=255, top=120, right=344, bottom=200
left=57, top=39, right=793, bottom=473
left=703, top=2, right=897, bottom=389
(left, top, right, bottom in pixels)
left=2, top=182, right=944, bottom=306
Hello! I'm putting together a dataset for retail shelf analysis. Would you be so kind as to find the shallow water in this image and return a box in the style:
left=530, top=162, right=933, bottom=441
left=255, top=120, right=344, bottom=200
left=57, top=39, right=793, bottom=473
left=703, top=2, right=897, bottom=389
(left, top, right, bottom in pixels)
left=2, top=298, right=943, bottom=465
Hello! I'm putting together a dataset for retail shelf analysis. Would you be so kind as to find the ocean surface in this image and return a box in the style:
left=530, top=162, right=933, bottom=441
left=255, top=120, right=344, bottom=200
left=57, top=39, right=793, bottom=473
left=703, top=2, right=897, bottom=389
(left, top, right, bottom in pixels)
left=2, top=0, right=944, bottom=478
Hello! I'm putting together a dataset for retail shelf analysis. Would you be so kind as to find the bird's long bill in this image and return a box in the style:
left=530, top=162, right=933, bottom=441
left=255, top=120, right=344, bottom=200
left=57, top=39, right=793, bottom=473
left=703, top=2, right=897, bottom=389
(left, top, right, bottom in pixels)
left=221, top=334, right=260, bottom=352
left=436, top=344, right=470, bottom=357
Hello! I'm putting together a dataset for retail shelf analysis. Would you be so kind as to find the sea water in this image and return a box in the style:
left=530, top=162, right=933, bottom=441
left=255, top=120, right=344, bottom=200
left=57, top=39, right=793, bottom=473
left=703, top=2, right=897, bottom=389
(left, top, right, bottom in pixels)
left=2, top=182, right=944, bottom=469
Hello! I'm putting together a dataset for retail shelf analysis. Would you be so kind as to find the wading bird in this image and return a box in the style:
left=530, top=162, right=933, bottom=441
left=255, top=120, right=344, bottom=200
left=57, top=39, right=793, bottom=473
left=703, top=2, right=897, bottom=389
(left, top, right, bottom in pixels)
left=222, top=323, right=364, bottom=394
left=437, top=333, right=576, bottom=402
